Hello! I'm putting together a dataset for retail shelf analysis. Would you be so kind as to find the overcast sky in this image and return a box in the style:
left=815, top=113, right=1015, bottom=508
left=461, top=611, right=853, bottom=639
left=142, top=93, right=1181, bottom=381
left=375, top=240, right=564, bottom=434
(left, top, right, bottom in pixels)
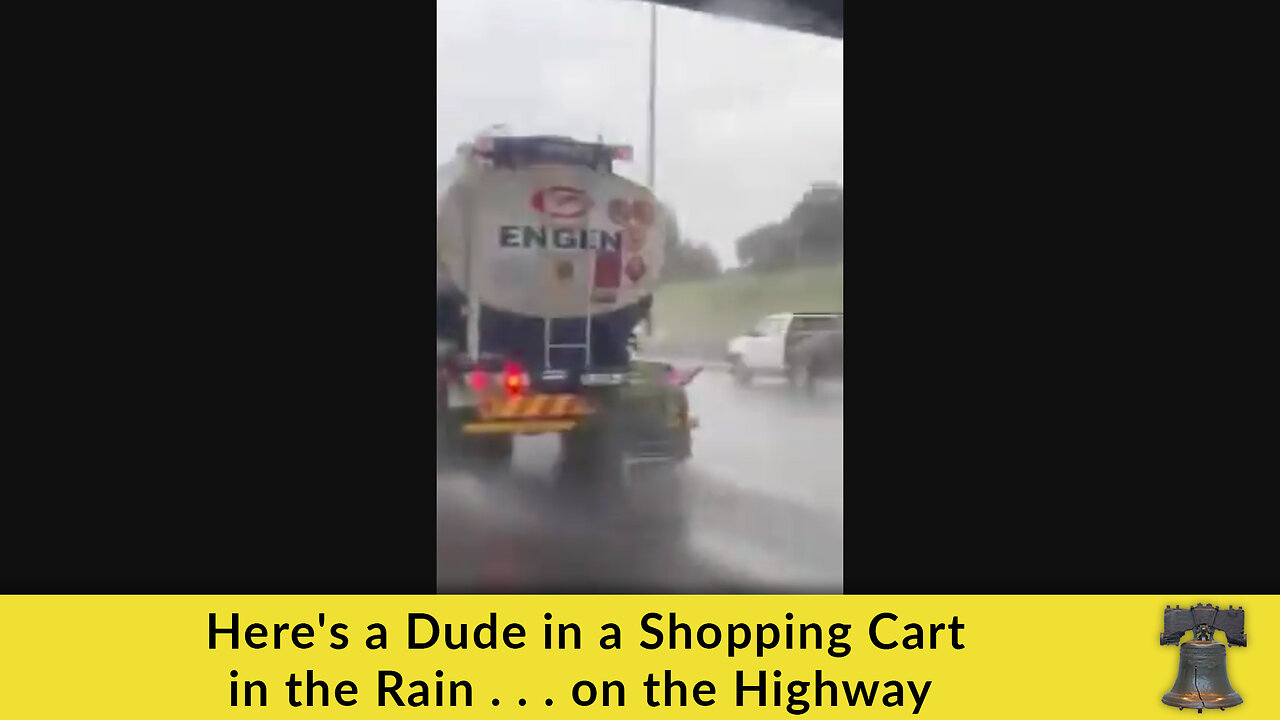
left=437, top=0, right=843, bottom=267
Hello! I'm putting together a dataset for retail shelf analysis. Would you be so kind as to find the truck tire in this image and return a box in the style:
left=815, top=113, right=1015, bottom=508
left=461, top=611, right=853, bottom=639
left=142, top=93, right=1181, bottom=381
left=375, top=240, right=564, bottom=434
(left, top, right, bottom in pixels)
left=437, top=390, right=458, bottom=470
left=605, top=462, right=685, bottom=549
left=643, top=465, right=686, bottom=533
left=558, top=421, right=625, bottom=487
left=730, top=356, right=753, bottom=386
left=468, top=434, right=514, bottom=473
left=789, top=361, right=817, bottom=396
left=437, top=400, right=512, bottom=475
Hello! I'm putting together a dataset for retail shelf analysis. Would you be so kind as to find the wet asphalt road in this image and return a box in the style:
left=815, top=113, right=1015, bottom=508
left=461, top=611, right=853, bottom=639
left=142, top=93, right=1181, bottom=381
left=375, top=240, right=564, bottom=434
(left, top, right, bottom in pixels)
left=437, top=369, right=843, bottom=593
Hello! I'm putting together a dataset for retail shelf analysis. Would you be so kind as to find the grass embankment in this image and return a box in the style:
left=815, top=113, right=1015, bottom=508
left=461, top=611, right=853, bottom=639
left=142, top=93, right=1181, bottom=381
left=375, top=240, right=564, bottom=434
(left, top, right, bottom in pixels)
left=644, top=264, right=843, bottom=359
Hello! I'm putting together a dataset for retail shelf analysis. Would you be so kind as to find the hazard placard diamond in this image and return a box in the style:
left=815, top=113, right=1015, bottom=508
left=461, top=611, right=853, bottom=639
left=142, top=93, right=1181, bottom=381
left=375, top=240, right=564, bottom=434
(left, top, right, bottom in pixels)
left=625, top=255, right=647, bottom=283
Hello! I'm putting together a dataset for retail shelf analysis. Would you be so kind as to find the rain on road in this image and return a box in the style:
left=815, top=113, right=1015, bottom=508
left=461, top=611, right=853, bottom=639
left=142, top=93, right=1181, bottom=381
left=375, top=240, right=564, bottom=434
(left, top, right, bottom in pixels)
left=437, top=368, right=843, bottom=593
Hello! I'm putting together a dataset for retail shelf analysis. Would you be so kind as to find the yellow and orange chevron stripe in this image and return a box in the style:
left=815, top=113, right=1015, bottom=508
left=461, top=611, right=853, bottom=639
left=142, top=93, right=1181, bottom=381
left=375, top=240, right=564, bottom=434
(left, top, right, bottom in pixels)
left=476, top=393, right=594, bottom=421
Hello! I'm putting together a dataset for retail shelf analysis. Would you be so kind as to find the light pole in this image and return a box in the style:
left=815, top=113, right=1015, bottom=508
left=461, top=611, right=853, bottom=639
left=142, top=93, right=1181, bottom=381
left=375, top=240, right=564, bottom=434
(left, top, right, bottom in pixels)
left=646, top=2, right=657, bottom=191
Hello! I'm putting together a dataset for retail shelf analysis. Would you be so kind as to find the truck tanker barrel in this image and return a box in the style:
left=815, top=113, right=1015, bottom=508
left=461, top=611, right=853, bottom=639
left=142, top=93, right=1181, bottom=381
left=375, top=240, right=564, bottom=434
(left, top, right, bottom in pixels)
left=436, top=133, right=696, bottom=485
left=437, top=134, right=667, bottom=379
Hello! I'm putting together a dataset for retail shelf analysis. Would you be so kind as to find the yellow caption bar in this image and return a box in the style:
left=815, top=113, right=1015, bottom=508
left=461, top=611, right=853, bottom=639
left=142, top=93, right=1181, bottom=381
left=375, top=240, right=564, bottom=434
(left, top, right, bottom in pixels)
left=0, top=595, right=1275, bottom=718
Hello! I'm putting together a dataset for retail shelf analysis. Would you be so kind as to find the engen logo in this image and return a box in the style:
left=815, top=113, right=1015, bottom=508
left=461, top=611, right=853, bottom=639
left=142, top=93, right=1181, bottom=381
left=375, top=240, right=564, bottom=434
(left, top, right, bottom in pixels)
left=531, top=187, right=592, bottom=220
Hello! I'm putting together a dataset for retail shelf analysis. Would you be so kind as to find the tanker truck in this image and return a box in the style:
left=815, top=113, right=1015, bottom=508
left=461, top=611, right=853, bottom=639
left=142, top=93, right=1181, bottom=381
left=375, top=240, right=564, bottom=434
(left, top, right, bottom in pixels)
left=436, top=133, right=700, bottom=485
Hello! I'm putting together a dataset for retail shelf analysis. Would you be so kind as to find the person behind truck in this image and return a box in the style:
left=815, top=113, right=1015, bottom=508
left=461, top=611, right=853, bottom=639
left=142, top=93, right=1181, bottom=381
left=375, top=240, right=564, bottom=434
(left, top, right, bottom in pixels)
left=620, top=294, right=654, bottom=363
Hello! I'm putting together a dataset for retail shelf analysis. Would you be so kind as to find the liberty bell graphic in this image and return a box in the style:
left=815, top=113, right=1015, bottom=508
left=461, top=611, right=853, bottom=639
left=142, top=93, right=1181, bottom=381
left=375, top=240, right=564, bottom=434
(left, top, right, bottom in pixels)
left=1160, top=603, right=1245, bottom=711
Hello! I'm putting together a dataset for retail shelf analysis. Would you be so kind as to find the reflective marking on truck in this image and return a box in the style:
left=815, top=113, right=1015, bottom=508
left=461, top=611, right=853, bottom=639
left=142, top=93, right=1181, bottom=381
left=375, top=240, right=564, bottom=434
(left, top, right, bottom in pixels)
left=462, top=420, right=578, bottom=435
left=476, top=393, right=593, bottom=420
left=525, top=394, right=550, bottom=417
left=547, top=394, right=590, bottom=417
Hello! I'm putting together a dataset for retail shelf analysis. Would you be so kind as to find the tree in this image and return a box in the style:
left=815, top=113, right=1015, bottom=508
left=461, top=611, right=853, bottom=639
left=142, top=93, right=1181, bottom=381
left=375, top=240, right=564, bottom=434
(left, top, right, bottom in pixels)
left=789, top=183, right=843, bottom=263
left=660, top=207, right=722, bottom=281
left=735, top=222, right=798, bottom=272
left=666, top=240, right=721, bottom=280
left=734, top=182, right=843, bottom=272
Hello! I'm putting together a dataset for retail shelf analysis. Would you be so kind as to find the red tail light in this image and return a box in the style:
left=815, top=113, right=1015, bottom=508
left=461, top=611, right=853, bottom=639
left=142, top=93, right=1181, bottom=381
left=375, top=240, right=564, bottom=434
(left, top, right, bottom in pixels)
left=464, top=359, right=529, bottom=396
left=504, top=373, right=523, bottom=393
left=502, top=361, right=528, bottom=396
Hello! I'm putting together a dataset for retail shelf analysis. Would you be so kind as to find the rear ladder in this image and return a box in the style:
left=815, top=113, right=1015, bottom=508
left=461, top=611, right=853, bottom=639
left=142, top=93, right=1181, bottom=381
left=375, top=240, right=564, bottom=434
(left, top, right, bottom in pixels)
left=543, top=248, right=597, bottom=372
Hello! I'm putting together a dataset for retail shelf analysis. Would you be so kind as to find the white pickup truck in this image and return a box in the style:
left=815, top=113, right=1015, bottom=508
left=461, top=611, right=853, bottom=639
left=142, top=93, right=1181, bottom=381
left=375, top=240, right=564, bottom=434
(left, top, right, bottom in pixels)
left=725, top=312, right=843, bottom=390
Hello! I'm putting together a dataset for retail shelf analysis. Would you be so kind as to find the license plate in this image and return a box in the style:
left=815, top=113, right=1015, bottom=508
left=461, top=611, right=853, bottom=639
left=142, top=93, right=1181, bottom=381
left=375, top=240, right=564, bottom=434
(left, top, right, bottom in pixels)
left=581, top=372, right=626, bottom=386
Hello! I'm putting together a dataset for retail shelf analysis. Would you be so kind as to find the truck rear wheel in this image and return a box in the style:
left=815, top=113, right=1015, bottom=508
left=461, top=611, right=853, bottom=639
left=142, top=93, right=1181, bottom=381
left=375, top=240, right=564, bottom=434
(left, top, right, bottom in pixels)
left=437, top=404, right=513, bottom=474
left=437, top=395, right=459, bottom=470
left=558, top=425, right=625, bottom=486
left=468, top=434, right=514, bottom=473
left=630, top=464, right=686, bottom=533
left=730, top=356, right=753, bottom=386
left=789, top=361, right=817, bottom=396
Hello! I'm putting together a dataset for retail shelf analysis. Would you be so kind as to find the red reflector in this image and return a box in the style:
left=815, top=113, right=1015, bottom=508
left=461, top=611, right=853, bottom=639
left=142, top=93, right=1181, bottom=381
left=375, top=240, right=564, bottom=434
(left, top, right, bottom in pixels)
left=669, top=367, right=703, bottom=387
left=469, top=371, right=489, bottom=391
